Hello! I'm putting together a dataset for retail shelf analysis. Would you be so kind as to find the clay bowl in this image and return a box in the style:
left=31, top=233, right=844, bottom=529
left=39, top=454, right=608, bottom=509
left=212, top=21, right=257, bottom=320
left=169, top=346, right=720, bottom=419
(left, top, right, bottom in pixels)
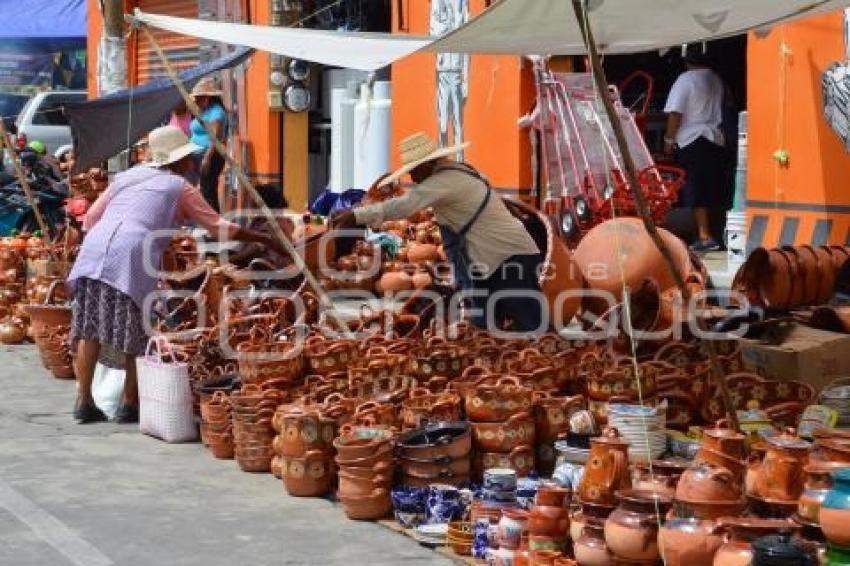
left=338, top=470, right=392, bottom=498
left=338, top=488, right=392, bottom=521
left=471, top=412, right=535, bottom=453
left=400, top=472, right=470, bottom=489
left=333, top=431, right=394, bottom=461
left=335, top=444, right=395, bottom=470
left=398, top=453, right=471, bottom=478
left=675, top=462, right=742, bottom=502
left=236, top=455, right=271, bottom=473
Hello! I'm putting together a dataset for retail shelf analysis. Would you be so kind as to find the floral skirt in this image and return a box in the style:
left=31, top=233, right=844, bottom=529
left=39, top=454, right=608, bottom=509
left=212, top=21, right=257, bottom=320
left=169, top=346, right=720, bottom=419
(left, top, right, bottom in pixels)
left=69, top=277, right=149, bottom=369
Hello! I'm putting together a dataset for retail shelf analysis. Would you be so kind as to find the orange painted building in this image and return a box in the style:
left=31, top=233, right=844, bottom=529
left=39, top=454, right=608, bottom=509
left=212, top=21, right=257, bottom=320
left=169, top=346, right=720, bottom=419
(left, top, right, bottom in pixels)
left=391, top=0, right=536, bottom=200
left=746, top=10, right=850, bottom=248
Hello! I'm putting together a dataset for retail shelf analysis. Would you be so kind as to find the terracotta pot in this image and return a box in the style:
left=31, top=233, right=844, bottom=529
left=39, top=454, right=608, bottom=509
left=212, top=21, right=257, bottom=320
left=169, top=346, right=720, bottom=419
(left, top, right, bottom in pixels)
left=533, top=392, right=584, bottom=442
left=304, top=338, right=359, bottom=376
left=476, top=445, right=535, bottom=478
left=814, top=245, right=839, bottom=304
left=701, top=419, right=747, bottom=460
left=753, top=429, right=810, bottom=502
left=574, top=218, right=690, bottom=316
left=670, top=497, right=747, bottom=521
left=798, top=462, right=846, bottom=525
left=528, top=504, right=570, bottom=538
left=338, top=487, right=392, bottom=520
left=282, top=450, right=334, bottom=497
left=676, top=462, right=741, bottom=503
left=694, top=448, right=748, bottom=484
left=536, top=483, right=571, bottom=508
left=396, top=421, right=471, bottom=461
left=529, top=549, right=564, bottom=565
left=276, top=409, right=335, bottom=457
left=578, top=427, right=631, bottom=506
left=633, top=460, right=688, bottom=494
left=333, top=431, right=393, bottom=461
left=816, top=439, right=850, bottom=463
left=407, top=243, right=441, bottom=264
left=335, top=444, right=394, bottom=470
left=401, top=389, right=462, bottom=430
left=375, top=271, right=414, bottom=294
left=712, top=518, right=796, bottom=566
left=658, top=517, right=723, bottom=566
left=471, top=411, right=536, bottom=453
left=465, top=376, right=533, bottom=423
left=337, top=469, right=392, bottom=497
left=603, top=489, right=672, bottom=562
left=0, top=318, right=26, bottom=345
left=574, top=518, right=613, bottom=566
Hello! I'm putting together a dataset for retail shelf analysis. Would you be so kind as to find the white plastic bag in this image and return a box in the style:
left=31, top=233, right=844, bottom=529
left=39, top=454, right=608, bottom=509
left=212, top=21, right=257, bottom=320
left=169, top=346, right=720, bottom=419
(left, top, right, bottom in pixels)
left=92, top=363, right=125, bottom=420
left=136, top=336, right=197, bottom=443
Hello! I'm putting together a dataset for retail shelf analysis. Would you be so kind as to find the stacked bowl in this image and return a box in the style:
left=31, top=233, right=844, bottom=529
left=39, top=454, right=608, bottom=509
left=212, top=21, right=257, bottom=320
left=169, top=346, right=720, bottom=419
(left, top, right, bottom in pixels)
left=200, top=391, right=234, bottom=459
left=334, top=430, right=395, bottom=520
left=397, top=422, right=472, bottom=488
left=230, top=385, right=283, bottom=472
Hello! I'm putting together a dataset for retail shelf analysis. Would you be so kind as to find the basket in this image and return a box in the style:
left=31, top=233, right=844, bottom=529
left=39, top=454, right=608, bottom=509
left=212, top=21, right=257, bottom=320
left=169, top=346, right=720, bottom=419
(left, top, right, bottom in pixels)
left=236, top=341, right=302, bottom=385
left=137, top=337, right=198, bottom=443
left=819, top=377, right=850, bottom=425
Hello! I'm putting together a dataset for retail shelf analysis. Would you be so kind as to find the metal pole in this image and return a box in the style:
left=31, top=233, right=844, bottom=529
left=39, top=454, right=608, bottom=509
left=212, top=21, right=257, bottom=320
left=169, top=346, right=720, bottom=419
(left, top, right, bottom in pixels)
left=135, top=22, right=350, bottom=335
left=571, top=0, right=740, bottom=431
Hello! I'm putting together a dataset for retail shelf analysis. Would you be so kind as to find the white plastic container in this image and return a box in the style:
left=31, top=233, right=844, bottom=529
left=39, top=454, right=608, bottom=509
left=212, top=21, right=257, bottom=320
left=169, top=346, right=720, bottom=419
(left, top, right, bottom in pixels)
left=352, top=81, right=392, bottom=190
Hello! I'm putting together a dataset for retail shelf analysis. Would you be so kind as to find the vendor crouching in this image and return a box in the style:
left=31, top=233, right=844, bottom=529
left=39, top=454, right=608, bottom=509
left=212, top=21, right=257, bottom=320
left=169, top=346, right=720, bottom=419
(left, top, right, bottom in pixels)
left=333, top=132, right=545, bottom=333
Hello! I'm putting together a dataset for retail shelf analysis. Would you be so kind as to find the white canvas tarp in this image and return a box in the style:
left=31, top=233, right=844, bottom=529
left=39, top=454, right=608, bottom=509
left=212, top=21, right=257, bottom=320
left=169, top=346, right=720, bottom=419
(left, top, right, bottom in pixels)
left=133, top=0, right=849, bottom=72
left=130, top=9, right=428, bottom=72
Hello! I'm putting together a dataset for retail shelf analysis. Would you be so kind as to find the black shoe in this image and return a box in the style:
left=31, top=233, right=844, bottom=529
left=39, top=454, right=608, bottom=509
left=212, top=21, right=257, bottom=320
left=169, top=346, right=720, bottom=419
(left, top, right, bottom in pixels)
left=74, top=401, right=108, bottom=424
left=114, top=404, right=139, bottom=424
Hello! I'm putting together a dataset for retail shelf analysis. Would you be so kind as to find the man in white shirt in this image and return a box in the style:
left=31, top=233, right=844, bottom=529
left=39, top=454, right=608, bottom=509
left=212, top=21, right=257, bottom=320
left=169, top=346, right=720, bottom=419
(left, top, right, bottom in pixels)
left=664, top=49, right=727, bottom=253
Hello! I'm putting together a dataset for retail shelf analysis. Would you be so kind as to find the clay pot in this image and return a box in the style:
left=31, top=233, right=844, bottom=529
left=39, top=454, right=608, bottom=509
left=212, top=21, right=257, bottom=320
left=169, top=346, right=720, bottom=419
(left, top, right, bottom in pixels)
left=694, top=448, right=748, bottom=484
left=676, top=462, right=741, bottom=503
left=702, top=419, right=747, bottom=460
left=276, top=409, right=336, bottom=457
left=536, top=483, right=571, bottom=508
left=338, top=469, right=392, bottom=498
left=375, top=271, right=413, bottom=294
left=712, top=518, right=796, bottom=566
left=574, top=518, right=613, bottom=566
left=0, top=318, right=26, bottom=345
left=753, top=429, right=810, bottom=502
left=332, top=431, right=393, bottom=461
left=820, top=467, right=850, bottom=548
left=528, top=503, right=570, bottom=538
left=282, top=450, right=334, bottom=497
left=407, top=243, right=441, bottom=264
left=571, top=501, right=616, bottom=542
left=471, top=411, right=536, bottom=452
left=670, top=498, right=747, bottom=521
left=578, top=427, right=632, bottom=506
left=798, top=462, right=847, bottom=525
left=476, top=445, right=535, bottom=478
left=338, top=487, right=392, bottom=520
left=411, top=270, right=432, bottom=289
left=396, top=421, right=471, bottom=461
left=464, top=376, right=533, bottom=423
left=658, top=517, right=723, bottom=566
left=533, top=392, right=584, bottom=442
left=604, top=489, right=672, bottom=562
left=633, top=460, right=688, bottom=494
left=401, top=389, right=462, bottom=430
left=816, top=438, right=850, bottom=463
left=574, top=218, right=690, bottom=315
left=304, top=339, right=359, bottom=376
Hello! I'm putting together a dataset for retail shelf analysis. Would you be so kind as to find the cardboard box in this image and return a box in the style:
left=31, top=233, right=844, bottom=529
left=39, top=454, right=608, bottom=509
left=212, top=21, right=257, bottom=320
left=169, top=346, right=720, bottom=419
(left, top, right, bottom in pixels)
left=740, top=324, right=850, bottom=393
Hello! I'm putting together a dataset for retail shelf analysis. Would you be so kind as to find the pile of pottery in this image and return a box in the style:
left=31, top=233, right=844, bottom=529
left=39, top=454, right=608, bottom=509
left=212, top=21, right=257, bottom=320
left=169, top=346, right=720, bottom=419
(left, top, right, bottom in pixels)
left=532, top=392, right=584, bottom=476
left=200, top=391, right=234, bottom=459
left=334, top=429, right=394, bottom=520
left=733, top=244, right=850, bottom=310
left=230, top=385, right=282, bottom=473
left=275, top=406, right=335, bottom=497
left=466, top=376, right=535, bottom=478
left=397, top=421, right=471, bottom=488
left=0, top=236, right=28, bottom=346
left=527, top=483, right=571, bottom=554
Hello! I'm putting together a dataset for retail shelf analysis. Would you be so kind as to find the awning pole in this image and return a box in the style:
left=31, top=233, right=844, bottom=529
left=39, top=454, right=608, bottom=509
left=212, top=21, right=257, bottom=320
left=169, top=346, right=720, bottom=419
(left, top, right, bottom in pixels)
left=571, top=0, right=740, bottom=431
left=136, top=21, right=352, bottom=337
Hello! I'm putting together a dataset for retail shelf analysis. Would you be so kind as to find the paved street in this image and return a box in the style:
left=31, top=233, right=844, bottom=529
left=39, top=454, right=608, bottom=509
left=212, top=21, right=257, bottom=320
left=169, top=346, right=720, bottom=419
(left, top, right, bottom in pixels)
left=0, top=345, right=453, bottom=566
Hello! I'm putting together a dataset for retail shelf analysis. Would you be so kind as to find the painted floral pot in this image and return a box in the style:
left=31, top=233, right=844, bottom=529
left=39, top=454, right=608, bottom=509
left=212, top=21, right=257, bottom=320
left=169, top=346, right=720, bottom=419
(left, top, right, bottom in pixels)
left=464, top=377, right=533, bottom=423
left=533, top=392, right=584, bottom=442
left=476, top=445, right=535, bottom=478
left=821, top=467, right=850, bottom=548
left=498, top=508, right=530, bottom=550
left=701, top=419, right=748, bottom=460
left=278, top=409, right=336, bottom=457
left=472, top=412, right=536, bottom=453
left=753, top=429, right=811, bottom=502
left=282, top=450, right=333, bottom=497
left=578, top=427, right=631, bottom=506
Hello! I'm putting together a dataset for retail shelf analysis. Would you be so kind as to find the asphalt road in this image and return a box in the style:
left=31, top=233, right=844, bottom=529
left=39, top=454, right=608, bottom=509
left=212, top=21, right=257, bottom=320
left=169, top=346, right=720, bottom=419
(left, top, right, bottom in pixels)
left=0, top=345, right=453, bottom=566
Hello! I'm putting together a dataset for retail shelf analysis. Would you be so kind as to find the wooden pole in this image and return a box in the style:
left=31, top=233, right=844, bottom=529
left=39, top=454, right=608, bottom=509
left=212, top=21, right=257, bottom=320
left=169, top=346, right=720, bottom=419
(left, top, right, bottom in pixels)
left=135, top=22, right=350, bottom=335
left=103, top=0, right=125, bottom=39
left=571, top=0, right=740, bottom=431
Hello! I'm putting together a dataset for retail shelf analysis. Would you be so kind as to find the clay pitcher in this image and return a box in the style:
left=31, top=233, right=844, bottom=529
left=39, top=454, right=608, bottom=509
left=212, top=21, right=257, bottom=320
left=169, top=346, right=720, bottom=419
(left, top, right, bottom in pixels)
left=702, top=419, right=747, bottom=460
left=754, top=428, right=811, bottom=502
left=578, top=427, right=631, bottom=506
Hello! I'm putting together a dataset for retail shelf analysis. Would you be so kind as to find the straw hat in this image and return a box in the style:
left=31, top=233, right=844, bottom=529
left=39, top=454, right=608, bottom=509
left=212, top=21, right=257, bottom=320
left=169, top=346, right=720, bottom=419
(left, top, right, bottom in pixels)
left=146, top=125, right=201, bottom=167
left=378, top=132, right=470, bottom=187
left=191, top=77, right=223, bottom=98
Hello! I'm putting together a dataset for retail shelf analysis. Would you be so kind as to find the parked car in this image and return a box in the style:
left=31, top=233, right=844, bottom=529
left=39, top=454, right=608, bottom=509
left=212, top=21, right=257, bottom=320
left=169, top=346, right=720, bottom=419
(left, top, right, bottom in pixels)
left=15, top=90, right=86, bottom=158
left=0, top=93, right=29, bottom=131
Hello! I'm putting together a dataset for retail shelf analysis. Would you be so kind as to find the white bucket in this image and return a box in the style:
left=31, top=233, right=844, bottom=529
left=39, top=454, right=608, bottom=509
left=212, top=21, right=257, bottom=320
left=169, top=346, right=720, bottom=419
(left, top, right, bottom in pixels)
left=726, top=211, right=748, bottom=263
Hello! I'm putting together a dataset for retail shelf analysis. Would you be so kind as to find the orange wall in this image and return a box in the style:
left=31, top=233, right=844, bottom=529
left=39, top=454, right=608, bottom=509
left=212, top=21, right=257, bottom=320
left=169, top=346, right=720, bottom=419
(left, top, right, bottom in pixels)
left=391, top=0, right=534, bottom=197
left=85, top=0, right=281, bottom=184
left=747, top=11, right=850, bottom=246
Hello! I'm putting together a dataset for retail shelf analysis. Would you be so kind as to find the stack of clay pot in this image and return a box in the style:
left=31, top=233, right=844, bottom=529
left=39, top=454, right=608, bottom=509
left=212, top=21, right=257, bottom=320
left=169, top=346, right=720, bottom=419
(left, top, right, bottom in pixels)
left=532, top=392, right=584, bottom=476
left=322, top=241, right=381, bottom=292
left=274, top=405, right=335, bottom=497
left=660, top=420, right=748, bottom=566
left=230, top=385, right=283, bottom=473
left=334, top=429, right=394, bottom=520
left=527, top=483, right=571, bottom=554
left=25, top=279, right=72, bottom=376
left=397, top=421, right=472, bottom=488
left=465, top=377, right=535, bottom=479
left=0, top=237, right=27, bottom=346
left=400, top=387, right=462, bottom=431
left=200, top=391, right=234, bottom=459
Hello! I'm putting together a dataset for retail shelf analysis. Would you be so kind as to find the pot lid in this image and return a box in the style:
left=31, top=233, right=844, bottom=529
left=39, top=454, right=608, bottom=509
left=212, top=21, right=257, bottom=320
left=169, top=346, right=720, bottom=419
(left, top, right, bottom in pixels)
left=751, top=532, right=814, bottom=564
left=703, top=420, right=746, bottom=441
left=767, top=430, right=811, bottom=450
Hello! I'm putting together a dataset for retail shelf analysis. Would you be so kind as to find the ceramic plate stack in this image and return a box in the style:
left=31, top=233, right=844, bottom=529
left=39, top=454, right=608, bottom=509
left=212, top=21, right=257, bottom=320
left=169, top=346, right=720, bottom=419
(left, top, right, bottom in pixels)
left=607, top=404, right=666, bottom=462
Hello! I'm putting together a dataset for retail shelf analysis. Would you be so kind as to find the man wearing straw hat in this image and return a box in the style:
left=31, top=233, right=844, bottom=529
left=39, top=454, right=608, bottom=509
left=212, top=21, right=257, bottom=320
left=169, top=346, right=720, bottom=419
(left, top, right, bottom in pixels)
left=334, top=132, right=544, bottom=333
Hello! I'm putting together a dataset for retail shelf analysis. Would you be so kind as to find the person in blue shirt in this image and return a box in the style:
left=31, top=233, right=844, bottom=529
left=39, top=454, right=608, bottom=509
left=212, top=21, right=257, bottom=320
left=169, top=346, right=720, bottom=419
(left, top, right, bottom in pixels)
left=190, top=77, right=227, bottom=212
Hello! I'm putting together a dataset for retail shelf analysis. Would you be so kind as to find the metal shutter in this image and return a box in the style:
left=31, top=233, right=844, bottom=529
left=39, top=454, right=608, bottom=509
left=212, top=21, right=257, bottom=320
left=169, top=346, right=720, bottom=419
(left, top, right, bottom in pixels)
left=135, top=0, right=199, bottom=84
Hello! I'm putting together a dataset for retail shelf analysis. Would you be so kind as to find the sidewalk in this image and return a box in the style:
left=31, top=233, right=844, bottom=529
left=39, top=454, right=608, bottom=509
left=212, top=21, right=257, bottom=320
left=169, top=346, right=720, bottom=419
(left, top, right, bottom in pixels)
left=0, top=345, right=453, bottom=566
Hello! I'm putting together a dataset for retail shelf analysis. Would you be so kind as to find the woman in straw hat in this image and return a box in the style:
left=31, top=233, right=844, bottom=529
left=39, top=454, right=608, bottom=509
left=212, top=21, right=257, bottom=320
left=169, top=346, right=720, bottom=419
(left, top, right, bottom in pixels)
left=334, top=132, right=545, bottom=333
left=66, top=125, right=286, bottom=424
left=190, top=77, right=227, bottom=212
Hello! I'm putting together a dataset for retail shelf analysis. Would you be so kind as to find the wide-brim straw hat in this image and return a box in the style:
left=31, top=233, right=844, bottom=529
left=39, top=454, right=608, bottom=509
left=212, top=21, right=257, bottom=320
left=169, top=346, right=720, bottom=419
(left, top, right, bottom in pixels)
left=146, top=125, right=201, bottom=167
left=379, top=132, right=470, bottom=187
left=191, top=77, right=223, bottom=98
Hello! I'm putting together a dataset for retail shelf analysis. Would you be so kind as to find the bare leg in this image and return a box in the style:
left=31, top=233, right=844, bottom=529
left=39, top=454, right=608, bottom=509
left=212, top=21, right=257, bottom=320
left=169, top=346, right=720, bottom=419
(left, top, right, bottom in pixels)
left=122, top=354, right=139, bottom=407
left=694, top=207, right=712, bottom=241
left=74, top=339, right=100, bottom=404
